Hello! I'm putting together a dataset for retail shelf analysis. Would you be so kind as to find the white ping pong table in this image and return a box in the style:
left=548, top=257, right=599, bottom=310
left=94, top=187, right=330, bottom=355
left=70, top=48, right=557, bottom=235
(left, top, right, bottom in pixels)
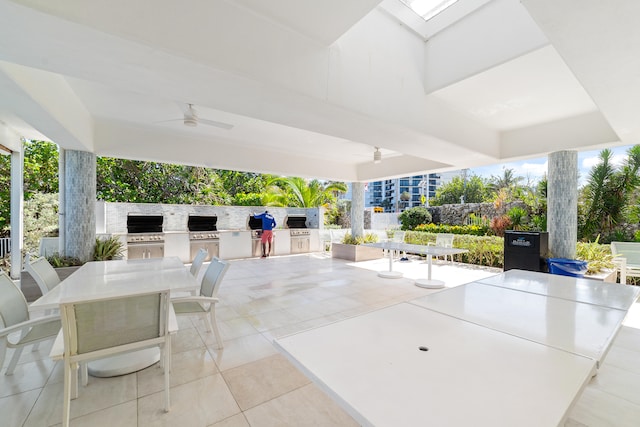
left=275, top=269, right=640, bottom=426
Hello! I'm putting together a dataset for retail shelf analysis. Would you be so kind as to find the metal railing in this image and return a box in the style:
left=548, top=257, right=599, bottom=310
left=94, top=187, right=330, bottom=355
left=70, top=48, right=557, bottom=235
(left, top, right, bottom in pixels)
left=0, top=237, right=10, bottom=258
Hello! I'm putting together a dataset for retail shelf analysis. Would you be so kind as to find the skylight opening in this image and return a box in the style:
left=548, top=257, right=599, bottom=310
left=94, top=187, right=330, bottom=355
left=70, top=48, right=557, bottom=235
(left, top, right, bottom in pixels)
left=399, top=0, right=461, bottom=21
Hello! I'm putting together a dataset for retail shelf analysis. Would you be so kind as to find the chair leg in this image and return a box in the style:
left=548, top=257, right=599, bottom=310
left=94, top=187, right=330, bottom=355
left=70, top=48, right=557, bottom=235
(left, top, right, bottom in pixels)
left=163, top=343, right=170, bottom=412
left=0, top=339, right=6, bottom=374
left=80, top=362, right=88, bottom=386
left=210, top=307, right=223, bottom=349
left=62, top=361, right=72, bottom=427
left=5, top=346, right=24, bottom=375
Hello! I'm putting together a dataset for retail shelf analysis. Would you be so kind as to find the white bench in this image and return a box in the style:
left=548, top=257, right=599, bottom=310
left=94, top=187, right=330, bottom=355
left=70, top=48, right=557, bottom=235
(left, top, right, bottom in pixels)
left=610, top=241, right=640, bottom=284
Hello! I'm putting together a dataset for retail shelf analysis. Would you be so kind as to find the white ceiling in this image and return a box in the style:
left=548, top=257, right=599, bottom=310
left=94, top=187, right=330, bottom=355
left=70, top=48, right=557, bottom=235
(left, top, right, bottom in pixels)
left=0, top=0, right=636, bottom=182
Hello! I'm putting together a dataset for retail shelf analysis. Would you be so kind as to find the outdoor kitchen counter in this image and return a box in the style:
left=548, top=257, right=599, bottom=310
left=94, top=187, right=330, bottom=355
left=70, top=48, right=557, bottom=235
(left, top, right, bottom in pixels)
left=219, top=230, right=252, bottom=259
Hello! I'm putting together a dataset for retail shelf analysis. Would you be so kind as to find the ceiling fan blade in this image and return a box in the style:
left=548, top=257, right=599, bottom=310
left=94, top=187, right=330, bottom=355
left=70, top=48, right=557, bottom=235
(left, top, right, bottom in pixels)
left=154, top=118, right=183, bottom=124
left=198, top=118, right=234, bottom=130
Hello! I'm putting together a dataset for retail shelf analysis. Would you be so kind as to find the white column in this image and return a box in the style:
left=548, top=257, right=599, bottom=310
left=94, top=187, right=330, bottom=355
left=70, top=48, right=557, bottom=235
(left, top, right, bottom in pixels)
left=10, top=147, right=24, bottom=279
left=548, top=151, right=578, bottom=259
left=351, top=182, right=365, bottom=238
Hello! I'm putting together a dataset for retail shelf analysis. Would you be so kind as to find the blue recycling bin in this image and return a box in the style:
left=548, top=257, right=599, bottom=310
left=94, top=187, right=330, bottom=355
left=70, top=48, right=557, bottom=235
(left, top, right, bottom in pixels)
left=547, top=258, right=588, bottom=277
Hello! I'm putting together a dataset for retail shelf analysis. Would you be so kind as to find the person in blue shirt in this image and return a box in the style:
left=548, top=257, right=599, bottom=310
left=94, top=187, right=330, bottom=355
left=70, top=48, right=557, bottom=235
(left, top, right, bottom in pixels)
left=254, top=210, right=276, bottom=257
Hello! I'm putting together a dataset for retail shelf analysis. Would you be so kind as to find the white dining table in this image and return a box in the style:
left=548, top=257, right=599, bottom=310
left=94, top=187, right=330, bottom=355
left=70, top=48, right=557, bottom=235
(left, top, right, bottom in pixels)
left=478, top=268, right=640, bottom=310
left=275, top=270, right=638, bottom=426
left=366, top=241, right=468, bottom=288
left=30, top=257, right=198, bottom=377
left=276, top=302, right=596, bottom=427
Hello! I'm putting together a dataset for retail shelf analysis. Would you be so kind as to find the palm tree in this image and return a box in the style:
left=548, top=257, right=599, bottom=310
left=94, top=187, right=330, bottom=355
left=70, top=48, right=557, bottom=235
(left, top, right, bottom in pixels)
left=580, top=146, right=640, bottom=240
left=489, top=168, right=524, bottom=198
left=263, top=177, right=348, bottom=207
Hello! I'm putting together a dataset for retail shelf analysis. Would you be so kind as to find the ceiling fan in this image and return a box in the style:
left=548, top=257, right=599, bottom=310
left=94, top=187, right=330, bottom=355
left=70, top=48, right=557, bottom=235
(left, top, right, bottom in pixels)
left=157, top=104, right=234, bottom=130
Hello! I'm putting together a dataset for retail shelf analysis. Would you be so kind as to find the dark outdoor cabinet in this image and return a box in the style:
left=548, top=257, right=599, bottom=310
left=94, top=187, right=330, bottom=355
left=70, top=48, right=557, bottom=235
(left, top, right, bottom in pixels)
left=503, top=231, right=549, bottom=272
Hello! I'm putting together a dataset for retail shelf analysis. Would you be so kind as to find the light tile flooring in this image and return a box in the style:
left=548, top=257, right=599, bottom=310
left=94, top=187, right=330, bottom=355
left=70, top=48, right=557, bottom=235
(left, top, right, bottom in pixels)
left=2, top=253, right=640, bottom=426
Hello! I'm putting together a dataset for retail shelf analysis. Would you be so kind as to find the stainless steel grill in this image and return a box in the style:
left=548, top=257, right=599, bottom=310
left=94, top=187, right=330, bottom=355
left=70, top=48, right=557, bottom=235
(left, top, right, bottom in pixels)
left=285, top=215, right=310, bottom=253
left=126, top=215, right=165, bottom=259
left=188, top=215, right=219, bottom=262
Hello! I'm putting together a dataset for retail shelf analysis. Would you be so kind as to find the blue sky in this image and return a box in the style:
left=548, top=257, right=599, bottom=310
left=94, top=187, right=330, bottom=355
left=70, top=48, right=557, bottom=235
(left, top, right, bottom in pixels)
left=459, top=145, right=634, bottom=187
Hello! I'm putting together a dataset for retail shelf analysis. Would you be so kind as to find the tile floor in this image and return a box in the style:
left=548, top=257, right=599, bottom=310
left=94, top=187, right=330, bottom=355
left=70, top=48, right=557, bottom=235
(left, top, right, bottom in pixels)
left=2, top=253, right=639, bottom=426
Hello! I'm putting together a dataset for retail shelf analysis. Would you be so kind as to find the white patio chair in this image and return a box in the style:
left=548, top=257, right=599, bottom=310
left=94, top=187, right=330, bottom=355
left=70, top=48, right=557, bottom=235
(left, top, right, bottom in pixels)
left=431, top=233, right=455, bottom=263
left=190, top=248, right=208, bottom=278
left=172, top=257, right=230, bottom=349
left=24, top=254, right=61, bottom=295
left=0, top=271, right=61, bottom=375
left=392, top=231, right=408, bottom=261
left=55, top=290, right=174, bottom=427
left=319, top=230, right=332, bottom=252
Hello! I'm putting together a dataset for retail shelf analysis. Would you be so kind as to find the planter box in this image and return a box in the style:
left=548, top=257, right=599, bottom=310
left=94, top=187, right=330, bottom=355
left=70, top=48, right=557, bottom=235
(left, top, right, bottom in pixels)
left=331, top=243, right=383, bottom=262
left=21, top=266, right=81, bottom=303
left=585, top=268, right=617, bottom=283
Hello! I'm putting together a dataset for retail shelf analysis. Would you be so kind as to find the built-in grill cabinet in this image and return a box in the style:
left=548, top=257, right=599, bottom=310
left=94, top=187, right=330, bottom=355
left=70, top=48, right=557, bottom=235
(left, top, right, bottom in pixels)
left=188, top=215, right=219, bottom=262
left=284, top=215, right=310, bottom=254
left=126, top=215, right=165, bottom=259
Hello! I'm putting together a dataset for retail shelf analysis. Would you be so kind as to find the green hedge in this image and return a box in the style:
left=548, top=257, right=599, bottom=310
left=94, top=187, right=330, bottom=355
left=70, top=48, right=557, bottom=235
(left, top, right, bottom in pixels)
left=414, top=223, right=490, bottom=236
left=405, top=231, right=623, bottom=274
left=405, top=231, right=504, bottom=268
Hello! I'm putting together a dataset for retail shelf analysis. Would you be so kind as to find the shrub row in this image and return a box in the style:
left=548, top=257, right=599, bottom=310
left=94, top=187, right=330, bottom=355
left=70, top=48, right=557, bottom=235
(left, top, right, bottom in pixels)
left=405, top=231, right=504, bottom=268
left=414, top=223, right=490, bottom=236
left=405, top=231, right=620, bottom=273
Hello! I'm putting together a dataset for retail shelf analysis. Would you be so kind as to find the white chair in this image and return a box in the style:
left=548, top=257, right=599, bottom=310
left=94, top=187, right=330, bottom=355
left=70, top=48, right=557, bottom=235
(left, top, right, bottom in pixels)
left=190, top=248, right=208, bottom=278
left=319, top=230, right=332, bottom=252
left=432, top=233, right=455, bottom=263
left=24, top=254, right=61, bottom=295
left=392, top=231, right=408, bottom=261
left=55, top=290, right=174, bottom=427
left=0, top=271, right=61, bottom=375
left=172, top=257, right=230, bottom=349
left=611, top=241, right=640, bottom=284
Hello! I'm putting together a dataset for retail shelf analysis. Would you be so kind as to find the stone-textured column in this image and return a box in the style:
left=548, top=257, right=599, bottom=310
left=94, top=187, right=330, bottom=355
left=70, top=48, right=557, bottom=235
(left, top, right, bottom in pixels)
left=548, top=151, right=578, bottom=259
left=351, top=182, right=365, bottom=238
left=64, top=150, right=96, bottom=261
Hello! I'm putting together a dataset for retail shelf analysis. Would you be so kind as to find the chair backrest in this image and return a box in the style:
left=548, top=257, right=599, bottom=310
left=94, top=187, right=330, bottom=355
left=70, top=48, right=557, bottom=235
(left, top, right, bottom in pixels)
left=611, top=241, right=640, bottom=265
left=200, top=257, right=230, bottom=298
left=435, top=233, right=454, bottom=248
left=392, top=231, right=406, bottom=243
left=190, top=248, right=208, bottom=277
left=25, top=255, right=61, bottom=294
left=60, top=290, right=170, bottom=356
left=0, top=272, right=29, bottom=329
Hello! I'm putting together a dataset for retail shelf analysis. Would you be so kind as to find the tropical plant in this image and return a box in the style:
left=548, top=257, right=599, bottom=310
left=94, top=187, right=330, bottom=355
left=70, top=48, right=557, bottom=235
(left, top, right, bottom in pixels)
left=263, top=177, right=347, bottom=208
left=430, top=175, right=489, bottom=206
left=341, top=232, right=379, bottom=245
left=575, top=237, right=615, bottom=274
left=507, top=206, right=528, bottom=230
left=398, top=206, right=432, bottom=230
left=579, top=146, right=640, bottom=241
left=489, top=215, right=511, bottom=237
left=46, top=253, right=83, bottom=268
left=93, top=236, right=125, bottom=261
left=488, top=167, right=524, bottom=198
